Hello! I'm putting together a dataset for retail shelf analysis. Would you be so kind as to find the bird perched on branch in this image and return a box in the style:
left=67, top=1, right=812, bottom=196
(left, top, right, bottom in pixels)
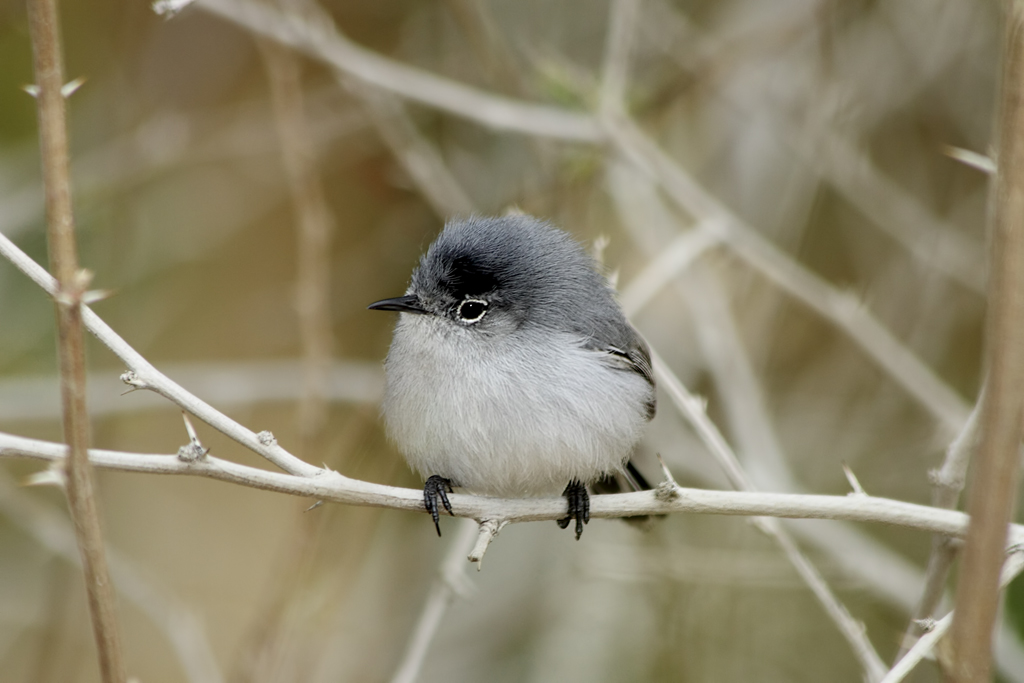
left=369, top=215, right=656, bottom=539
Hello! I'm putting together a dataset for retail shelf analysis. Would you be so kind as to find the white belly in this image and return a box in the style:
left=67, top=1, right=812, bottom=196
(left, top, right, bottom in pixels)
left=381, top=315, right=652, bottom=497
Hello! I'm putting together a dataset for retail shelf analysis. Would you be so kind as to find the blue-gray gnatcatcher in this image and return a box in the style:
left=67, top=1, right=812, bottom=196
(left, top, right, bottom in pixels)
left=369, top=215, right=656, bottom=539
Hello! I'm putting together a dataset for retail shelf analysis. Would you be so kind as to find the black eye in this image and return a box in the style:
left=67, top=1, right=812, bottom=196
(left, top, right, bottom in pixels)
left=457, top=299, right=488, bottom=322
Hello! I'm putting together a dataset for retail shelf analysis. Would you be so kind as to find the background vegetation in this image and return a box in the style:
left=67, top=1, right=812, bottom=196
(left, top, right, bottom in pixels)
left=0, top=0, right=1019, bottom=681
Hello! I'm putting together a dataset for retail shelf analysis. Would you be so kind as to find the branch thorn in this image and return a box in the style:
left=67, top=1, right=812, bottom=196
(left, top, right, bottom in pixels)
left=24, top=460, right=66, bottom=489
left=654, top=453, right=681, bottom=501
left=61, top=77, right=86, bottom=98
left=942, top=144, right=996, bottom=174
left=177, top=412, right=209, bottom=462
left=842, top=462, right=867, bottom=496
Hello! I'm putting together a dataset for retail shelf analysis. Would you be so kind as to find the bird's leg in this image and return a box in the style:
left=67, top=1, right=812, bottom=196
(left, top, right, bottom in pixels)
left=557, top=479, right=590, bottom=540
left=423, top=475, right=454, bottom=536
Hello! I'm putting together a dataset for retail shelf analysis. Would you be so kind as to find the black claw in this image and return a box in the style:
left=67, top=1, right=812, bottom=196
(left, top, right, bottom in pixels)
left=424, top=475, right=454, bottom=536
left=557, top=479, right=590, bottom=540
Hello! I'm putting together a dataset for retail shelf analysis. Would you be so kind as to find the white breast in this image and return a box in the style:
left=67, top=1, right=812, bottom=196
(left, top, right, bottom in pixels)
left=381, top=314, right=652, bottom=497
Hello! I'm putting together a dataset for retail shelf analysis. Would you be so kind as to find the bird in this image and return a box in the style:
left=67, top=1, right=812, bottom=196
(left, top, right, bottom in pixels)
left=368, top=215, right=656, bottom=539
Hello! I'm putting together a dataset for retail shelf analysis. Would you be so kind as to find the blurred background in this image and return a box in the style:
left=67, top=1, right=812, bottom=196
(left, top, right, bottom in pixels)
left=0, top=0, right=1019, bottom=681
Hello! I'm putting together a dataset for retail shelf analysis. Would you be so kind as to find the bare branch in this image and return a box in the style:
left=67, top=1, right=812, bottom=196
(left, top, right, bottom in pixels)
left=193, top=0, right=602, bottom=141
left=894, top=396, right=982, bottom=663
left=598, top=0, right=641, bottom=116
left=0, top=230, right=322, bottom=478
left=343, top=77, right=475, bottom=216
left=639, top=0, right=988, bottom=295
left=949, top=5, right=1024, bottom=679
left=882, top=550, right=1024, bottom=683
left=27, top=0, right=126, bottom=679
left=5, top=431, right=1022, bottom=546
left=0, top=359, right=382, bottom=422
left=618, top=226, right=719, bottom=315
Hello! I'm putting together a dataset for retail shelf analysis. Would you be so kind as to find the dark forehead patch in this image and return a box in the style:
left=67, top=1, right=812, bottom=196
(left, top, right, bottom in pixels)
left=438, top=254, right=500, bottom=298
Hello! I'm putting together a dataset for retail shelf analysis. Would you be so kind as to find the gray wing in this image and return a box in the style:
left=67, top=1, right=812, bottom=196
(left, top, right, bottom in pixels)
left=599, top=331, right=657, bottom=420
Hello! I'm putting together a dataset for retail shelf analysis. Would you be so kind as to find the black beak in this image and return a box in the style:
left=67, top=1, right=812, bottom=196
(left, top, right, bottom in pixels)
left=367, top=294, right=429, bottom=314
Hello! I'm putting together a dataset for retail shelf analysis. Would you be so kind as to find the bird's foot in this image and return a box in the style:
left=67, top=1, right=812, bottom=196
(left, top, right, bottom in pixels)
left=424, top=475, right=454, bottom=536
left=557, top=479, right=590, bottom=540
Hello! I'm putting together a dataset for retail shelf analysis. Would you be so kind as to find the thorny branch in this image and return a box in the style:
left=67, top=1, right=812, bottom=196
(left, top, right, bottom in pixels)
left=27, top=0, right=126, bottom=680
left=881, top=551, right=1024, bottom=683
left=3, top=430, right=1024, bottom=547
left=894, top=399, right=982, bottom=663
left=0, top=229, right=322, bottom=479
left=948, top=4, right=1024, bottom=680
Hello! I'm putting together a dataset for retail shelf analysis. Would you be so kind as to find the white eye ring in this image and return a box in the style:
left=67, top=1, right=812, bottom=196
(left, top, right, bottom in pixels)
left=457, top=298, right=488, bottom=323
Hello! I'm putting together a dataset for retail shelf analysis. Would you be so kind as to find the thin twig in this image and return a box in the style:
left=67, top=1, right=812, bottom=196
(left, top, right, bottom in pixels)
left=639, top=0, right=988, bottom=295
left=193, top=0, right=602, bottom=141
left=759, top=519, right=885, bottom=680
left=26, top=0, right=126, bottom=680
left=789, top=117, right=987, bottom=295
left=7, top=431, right=1022, bottom=546
left=617, top=221, right=720, bottom=315
left=598, top=0, right=641, bottom=117
left=948, top=5, right=1024, bottom=680
left=675, top=265, right=883, bottom=678
left=894, top=397, right=982, bottom=662
left=343, top=77, right=475, bottom=216
left=0, top=359, right=382, bottom=421
left=608, top=153, right=1014, bottom=674
left=0, top=229, right=322, bottom=478
left=258, top=31, right=336, bottom=455
left=882, top=551, right=1024, bottom=683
